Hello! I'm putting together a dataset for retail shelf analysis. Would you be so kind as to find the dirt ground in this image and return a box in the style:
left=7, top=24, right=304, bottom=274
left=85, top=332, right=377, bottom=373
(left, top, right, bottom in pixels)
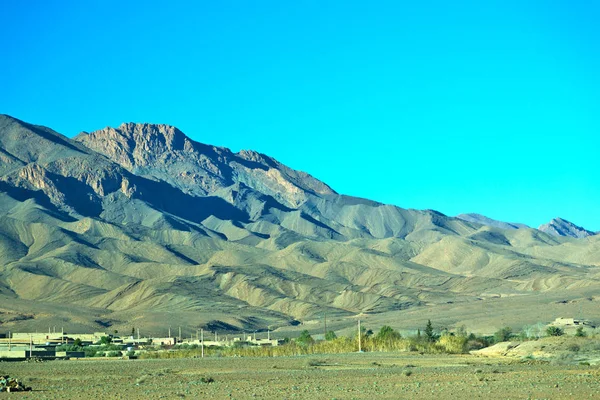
left=1, top=352, right=599, bottom=399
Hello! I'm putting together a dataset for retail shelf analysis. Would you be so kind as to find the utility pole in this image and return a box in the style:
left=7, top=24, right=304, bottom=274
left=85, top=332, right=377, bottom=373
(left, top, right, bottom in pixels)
left=8, top=331, right=11, bottom=351
left=267, top=328, right=270, bottom=341
left=29, top=335, right=33, bottom=358
left=358, top=320, right=362, bottom=353
left=201, top=329, right=204, bottom=358
left=196, top=329, right=199, bottom=341
left=137, top=328, right=140, bottom=341
left=179, top=326, right=181, bottom=342
left=168, top=327, right=171, bottom=339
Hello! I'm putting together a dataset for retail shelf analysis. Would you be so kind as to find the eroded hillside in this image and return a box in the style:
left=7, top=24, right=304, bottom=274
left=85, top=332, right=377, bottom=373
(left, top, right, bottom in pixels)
left=1, top=114, right=599, bottom=335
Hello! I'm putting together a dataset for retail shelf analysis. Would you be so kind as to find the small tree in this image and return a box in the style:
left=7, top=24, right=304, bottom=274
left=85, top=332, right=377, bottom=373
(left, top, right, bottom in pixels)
left=494, top=327, right=512, bottom=343
left=455, top=325, right=468, bottom=337
left=99, top=336, right=112, bottom=345
left=575, top=326, right=586, bottom=337
left=73, top=338, right=82, bottom=347
left=325, top=331, right=337, bottom=341
left=546, top=326, right=564, bottom=337
left=296, top=330, right=314, bottom=346
left=424, top=320, right=436, bottom=342
left=376, top=325, right=401, bottom=341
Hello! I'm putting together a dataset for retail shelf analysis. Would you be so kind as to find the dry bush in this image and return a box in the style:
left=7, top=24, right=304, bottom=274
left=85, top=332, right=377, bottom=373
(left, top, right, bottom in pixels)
left=437, top=334, right=468, bottom=354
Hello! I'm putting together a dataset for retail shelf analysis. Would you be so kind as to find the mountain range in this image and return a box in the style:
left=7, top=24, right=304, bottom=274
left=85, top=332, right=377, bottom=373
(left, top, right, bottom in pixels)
left=1, top=114, right=599, bottom=335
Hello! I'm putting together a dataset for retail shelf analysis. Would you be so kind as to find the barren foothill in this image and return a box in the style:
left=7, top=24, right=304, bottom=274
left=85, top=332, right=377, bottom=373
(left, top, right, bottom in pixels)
left=1, top=352, right=599, bottom=399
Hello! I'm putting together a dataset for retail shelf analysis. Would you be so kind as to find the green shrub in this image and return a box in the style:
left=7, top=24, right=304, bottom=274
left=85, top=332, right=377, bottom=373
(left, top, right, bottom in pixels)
left=56, top=344, right=83, bottom=352
left=84, top=348, right=97, bottom=357
left=295, top=330, right=314, bottom=347
left=575, top=326, right=586, bottom=337
left=566, top=343, right=580, bottom=352
left=376, top=326, right=401, bottom=341
left=98, top=336, right=112, bottom=345
left=372, top=326, right=402, bottom=349
left=546, top=326, right=564, bottom=337
left=494, top=327, right=513, bottom=343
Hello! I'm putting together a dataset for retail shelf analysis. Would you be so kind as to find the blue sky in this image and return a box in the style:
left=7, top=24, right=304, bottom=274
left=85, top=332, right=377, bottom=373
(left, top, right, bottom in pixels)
left=1, top=1, right=599, bottom=230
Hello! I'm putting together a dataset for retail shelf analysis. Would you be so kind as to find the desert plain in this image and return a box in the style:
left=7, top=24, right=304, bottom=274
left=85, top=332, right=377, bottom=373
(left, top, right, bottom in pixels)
left=2, top=350, right=600, bottom=399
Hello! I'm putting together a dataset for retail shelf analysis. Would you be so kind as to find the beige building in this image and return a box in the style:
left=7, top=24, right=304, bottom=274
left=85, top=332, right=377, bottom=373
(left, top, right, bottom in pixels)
left=6, top=332, right=108, bottom=345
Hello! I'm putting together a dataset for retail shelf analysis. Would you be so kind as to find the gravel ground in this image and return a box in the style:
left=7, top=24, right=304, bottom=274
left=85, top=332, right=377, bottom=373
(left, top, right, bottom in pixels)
left=1, top=352, right=599, bottom=399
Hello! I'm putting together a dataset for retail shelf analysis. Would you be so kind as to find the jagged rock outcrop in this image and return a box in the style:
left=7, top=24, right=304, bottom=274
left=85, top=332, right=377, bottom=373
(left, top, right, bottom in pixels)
left=75, top=122, right=335, bottom=208
left=538, top=217, right=595, bottom=238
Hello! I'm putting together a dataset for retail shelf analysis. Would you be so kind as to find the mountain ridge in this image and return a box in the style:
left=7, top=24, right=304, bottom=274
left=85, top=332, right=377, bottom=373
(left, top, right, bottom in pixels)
left=538, top=217, right=596, bottom=239
left=457, top=212, right=596, bottom=238
left=75, top=121, right=336, bottom=208
left=456, top=213, right=530, bottom=230
left=1, top=114, right=599, bottom=335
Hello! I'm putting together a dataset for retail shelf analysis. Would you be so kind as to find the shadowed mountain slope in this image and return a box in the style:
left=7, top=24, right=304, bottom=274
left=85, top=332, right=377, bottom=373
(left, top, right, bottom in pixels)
left=1, top=114, right=599, bottom=335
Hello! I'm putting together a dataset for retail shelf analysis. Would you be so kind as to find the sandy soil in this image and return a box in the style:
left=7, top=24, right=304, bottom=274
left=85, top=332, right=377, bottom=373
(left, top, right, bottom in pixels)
left=1, top=352, right=599, bottom=399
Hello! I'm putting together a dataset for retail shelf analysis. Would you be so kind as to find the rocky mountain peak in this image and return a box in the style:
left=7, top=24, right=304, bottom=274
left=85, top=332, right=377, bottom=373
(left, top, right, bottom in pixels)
left=538, top=217, right=595, bottom=238
left=236, top=149, right=275, bottom=167
left=75, top=122, right=202, bottom=173
left=75, top=122, right=336, bottom=205
left=117, top=122, right=186, bottom=149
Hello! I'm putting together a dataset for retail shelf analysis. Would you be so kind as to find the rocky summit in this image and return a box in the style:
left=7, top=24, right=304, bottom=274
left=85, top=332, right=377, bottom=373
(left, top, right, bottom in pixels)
left=1, top=114, right=600, bottom=335
left=538, top=217, right=596, bottom=239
